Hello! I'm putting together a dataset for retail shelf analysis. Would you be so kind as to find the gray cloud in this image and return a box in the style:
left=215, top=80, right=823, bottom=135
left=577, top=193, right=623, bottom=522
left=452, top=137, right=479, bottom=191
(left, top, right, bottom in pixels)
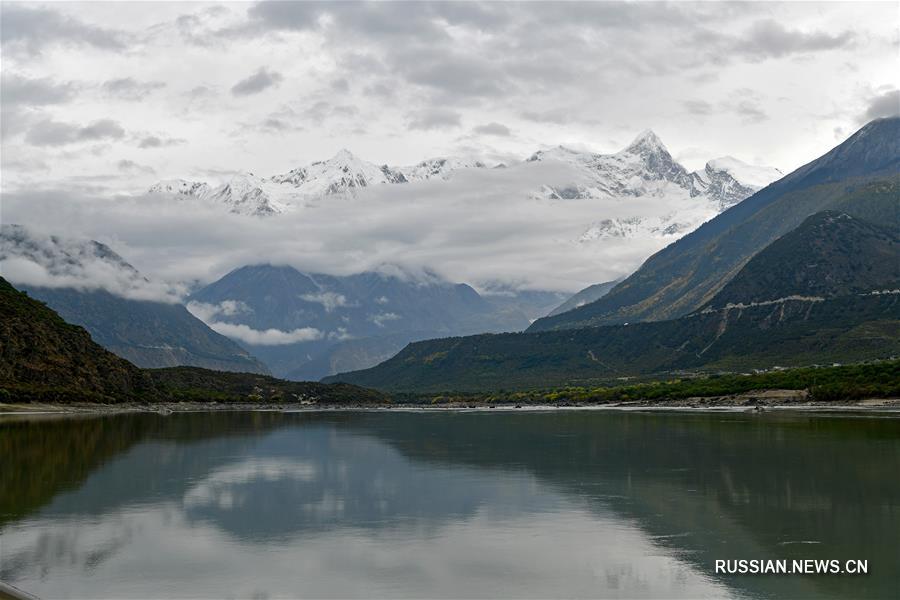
left=138, top=136, right=186, bottom=149
left=102, top=78, right=166, bottom=100
left=302, top=101, right=359, bottom=125
left=0, top=4, right=126, bottom=56
left=734, top=100, right=768, bottom=124
left=117, top=159, right=156, bottom=175
left=1, top=73, right=76, bottom=106
left=244, top=1, right=324, bottom=32
left=231, top=67, right=284, bottom=96
left=473, top=122, right=511, bottom=137
left=733, top=19, right=855, bottom=60
left=330, top=78, right=350, bottom=93
left=400, top=50, right=509, bottom=99
left=683, top=100, right=713, bottom=116
left=25, top=119, right=126, bottom=146
left=408, top=108, right=462, bottom=131
left=860, top=89, right=900, bottom=123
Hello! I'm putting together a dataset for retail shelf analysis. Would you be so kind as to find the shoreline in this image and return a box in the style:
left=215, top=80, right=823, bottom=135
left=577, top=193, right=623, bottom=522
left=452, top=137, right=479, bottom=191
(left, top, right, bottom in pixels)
left=2, top=392, right=900, bottom=417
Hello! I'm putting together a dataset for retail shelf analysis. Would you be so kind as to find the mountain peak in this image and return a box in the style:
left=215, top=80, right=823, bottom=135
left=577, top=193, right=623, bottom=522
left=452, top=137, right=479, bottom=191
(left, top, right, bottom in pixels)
left=624, top=129, right=667, bottom=155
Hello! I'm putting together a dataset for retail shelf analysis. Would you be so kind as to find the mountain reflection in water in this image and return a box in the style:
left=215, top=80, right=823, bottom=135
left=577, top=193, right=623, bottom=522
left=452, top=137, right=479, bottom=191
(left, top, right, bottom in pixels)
left=1, top=410, right=898, bottom=599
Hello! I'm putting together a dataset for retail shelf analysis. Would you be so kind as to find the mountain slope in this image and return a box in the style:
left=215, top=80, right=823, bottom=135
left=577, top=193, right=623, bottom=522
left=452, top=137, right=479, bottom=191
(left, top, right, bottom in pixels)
left=529, top=118, right=900, bottom=331
left=22, top=288, right=270, bottom=374
left=0, top=226, right=269, bottom=374
left=548, top=280, right=620, bottom=317
left=0, top=277, right=155, bottom=401
left=326, top=294, right=900, bottom=392
left=704, top=211, right=900, bottom=309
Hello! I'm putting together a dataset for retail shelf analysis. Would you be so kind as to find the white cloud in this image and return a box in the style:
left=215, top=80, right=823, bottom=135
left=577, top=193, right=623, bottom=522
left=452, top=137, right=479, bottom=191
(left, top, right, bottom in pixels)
left=206, top=322, right=323, bottom=346
left=185, top=299, right=318, bottom=345
left=299, top=291, right=350, bottom=312
left=0, top=225, right=185, bottom=303
left=185, top=299, right=251, bottom=322
left=328, top=327, right=353, bottom=341
left=369, top=312, right=401, bottom=328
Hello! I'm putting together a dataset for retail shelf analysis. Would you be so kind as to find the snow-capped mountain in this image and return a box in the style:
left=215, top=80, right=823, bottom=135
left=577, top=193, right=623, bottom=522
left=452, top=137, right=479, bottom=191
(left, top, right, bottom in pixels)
left=269, top=149, right=409, bottom=193
left=145, top=133, right=781, bottom=237
left=147, top=150, right=490, bottom=216
left=529, top=130, right=782, bottom=240
left=147, top=179, right=213, bottom=199
left=400, top=156, right=488, bottom=181
left=529, top=130, right=776, bottom=207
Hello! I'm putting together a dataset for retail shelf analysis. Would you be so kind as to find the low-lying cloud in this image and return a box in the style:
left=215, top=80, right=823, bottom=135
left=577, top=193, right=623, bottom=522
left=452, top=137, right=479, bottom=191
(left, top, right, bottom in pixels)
left=205, top=322, right=323, bottom=346
left=186, top=299, right=327, bottom=345
left=1, top=158, right=700, bottom=294
left=300, top=291, right=351, bottom=312
left=0, top=224, right=184, bottom=303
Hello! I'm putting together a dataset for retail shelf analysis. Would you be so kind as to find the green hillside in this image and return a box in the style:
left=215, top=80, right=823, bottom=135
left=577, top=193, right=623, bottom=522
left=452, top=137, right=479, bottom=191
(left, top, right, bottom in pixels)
left=24, top=287, right=271, bottom=374
left=327, top=293, right=900, bottom=392
left=0, top=277, right=156, bottom=402
left=704, top=210, right=900, bottom=308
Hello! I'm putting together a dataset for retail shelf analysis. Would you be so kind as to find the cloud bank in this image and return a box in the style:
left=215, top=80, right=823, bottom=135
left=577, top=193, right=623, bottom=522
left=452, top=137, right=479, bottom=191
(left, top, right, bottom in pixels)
left=0, top=224, right=185, bottom=303
left=2, top=158, right=713, bottom=294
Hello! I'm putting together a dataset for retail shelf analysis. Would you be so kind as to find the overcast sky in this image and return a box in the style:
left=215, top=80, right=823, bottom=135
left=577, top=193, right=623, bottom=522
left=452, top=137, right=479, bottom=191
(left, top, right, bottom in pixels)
left=1, top=1, right=898, bottom=294
left=2, top=1, right=897, bottom=193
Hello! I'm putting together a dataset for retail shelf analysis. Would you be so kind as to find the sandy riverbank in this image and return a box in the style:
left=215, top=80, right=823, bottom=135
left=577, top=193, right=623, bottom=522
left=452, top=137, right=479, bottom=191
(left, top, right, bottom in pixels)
left=2, top=390, right=899, bottom=416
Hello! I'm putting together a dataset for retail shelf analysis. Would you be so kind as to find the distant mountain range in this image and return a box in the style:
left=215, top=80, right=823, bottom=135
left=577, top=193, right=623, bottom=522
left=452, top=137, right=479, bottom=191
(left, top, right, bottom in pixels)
left=327, top=207, right=900, bottom=392
left=187, top=264, right=567, bottom=379
left=530, top=117, right=900, bottom=331
left=147, top=149, right=491, bottom=216
left=147, top=131, right=782, bottom=243
left=326, top=118, right=900, bottom=391
left=0, top=226, right=269, bottom=374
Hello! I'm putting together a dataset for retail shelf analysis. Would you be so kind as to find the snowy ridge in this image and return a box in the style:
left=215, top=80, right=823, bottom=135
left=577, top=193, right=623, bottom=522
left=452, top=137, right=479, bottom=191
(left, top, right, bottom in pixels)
left=148, top=150, right=491, bottom=216
left=146, top=133, right=781, bottom=241
left=530, top=131, right=782, bottom=240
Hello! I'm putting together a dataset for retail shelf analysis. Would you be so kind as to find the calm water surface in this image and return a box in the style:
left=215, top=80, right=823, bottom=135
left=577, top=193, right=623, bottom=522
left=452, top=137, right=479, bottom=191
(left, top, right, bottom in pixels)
left=1, top=409, right=898, bottom=599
